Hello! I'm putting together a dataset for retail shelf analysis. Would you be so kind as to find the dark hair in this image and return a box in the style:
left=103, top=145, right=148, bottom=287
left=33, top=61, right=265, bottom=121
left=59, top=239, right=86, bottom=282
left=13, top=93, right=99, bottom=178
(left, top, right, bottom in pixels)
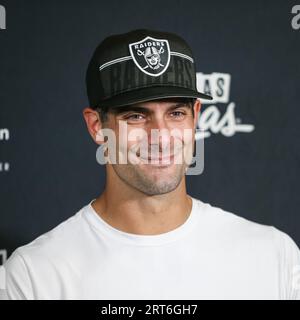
left=95, top=97, right=197, bottom=124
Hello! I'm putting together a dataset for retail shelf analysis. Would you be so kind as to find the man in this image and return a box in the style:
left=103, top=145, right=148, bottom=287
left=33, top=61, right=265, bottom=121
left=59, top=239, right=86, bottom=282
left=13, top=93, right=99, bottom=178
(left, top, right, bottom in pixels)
left=2, top=29, right=300, bottom=300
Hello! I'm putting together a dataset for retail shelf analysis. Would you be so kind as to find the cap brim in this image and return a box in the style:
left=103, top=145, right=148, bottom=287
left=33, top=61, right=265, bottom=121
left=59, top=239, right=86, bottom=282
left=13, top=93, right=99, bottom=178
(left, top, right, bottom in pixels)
left=97, top=86, right=213, bottom=108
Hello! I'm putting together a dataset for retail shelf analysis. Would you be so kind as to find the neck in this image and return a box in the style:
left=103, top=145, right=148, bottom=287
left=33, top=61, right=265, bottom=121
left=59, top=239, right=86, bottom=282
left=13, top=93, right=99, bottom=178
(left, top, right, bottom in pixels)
left=91, top=166, right=192, bottom=235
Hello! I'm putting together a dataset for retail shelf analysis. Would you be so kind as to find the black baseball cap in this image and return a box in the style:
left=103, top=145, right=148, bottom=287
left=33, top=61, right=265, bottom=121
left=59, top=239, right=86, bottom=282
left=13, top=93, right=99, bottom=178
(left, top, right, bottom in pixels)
left=86, top=28, right=213, bottom=109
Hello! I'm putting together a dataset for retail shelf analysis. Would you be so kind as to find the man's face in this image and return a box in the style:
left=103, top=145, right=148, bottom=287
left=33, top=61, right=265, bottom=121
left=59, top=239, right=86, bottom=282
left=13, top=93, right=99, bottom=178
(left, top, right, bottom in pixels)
left=100, top=98, right=200, bottom=196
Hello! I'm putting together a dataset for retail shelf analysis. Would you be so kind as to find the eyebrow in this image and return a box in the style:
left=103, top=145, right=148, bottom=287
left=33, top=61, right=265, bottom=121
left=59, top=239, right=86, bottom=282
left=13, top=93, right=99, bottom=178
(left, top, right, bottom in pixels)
left=111, top=102, right=191, bottom=116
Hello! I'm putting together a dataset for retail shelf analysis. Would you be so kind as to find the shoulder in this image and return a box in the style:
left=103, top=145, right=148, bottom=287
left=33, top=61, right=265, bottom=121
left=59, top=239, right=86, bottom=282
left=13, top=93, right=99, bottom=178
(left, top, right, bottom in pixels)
left=193, top=197, right=276, bottom=240
left=195, top=196, right=299, bottom=247
left=3, top=205, right=90, bottom=300
left=193, top=197, right=300, bottom=299
left=14, top=204, right=89, bottom=259
left=3, top=202, right=91, bottom=299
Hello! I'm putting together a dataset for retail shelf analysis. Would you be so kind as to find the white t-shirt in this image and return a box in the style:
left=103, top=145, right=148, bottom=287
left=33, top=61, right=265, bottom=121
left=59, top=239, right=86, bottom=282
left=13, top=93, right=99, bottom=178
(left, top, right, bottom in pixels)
left=1, top=196, right=300, bottom=300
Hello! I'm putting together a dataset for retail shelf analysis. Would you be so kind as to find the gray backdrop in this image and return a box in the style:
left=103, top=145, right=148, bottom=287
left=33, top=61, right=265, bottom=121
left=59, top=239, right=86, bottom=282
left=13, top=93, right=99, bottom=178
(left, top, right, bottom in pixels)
left=0, top=0, right=299, bottom=265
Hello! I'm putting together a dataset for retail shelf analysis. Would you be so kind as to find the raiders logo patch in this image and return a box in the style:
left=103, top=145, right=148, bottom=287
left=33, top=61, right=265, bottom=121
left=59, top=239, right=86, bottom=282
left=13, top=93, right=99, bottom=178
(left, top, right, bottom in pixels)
left=128, top=36, right=170, bottom=77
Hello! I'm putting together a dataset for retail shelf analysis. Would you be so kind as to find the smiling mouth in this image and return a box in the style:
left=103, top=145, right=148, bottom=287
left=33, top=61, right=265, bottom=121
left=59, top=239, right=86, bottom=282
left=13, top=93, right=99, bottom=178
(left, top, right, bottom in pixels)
left=139, top=154, right=175, bottom=164
left=135, top=146, right=184, bottom=165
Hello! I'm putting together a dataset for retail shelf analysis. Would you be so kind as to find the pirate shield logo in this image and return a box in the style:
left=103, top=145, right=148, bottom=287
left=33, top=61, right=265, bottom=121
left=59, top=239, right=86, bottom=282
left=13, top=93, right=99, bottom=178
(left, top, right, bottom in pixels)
left=129, top=36, right=170, bottom=77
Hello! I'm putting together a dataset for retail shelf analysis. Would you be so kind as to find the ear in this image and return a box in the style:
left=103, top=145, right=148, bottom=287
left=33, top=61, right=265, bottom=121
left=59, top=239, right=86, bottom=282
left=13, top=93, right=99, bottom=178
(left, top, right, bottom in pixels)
left=193, top=99, right=201, bottom=129
left=82, top=107, right=104, bottom=145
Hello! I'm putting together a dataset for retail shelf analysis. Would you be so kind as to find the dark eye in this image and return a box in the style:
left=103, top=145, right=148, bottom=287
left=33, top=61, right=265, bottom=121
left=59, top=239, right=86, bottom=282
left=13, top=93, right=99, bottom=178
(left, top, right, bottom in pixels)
left=125, top=114, right=145, bottom=121
left=170, top=111, right=185, bottom=118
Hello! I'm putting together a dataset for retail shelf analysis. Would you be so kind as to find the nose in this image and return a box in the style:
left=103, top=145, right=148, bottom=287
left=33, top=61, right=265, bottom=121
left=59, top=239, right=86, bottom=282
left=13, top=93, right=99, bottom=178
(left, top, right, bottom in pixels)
left=146, top=117, right=172, bottom=151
